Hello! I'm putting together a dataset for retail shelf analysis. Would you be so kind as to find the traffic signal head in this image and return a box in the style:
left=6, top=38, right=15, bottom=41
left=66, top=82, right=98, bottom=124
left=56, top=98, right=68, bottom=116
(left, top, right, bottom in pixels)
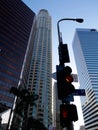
left=60, top=104, right=78, bottom=128
left=59, top=44, right=70, bottom=65
left=10, top=87, right=20, bottom=96
left=60, top=104, right=69, bottom=127
left=9, top=87, right=27, bottom=98
left=10, top=87, right=39, bottom=105
left=56, top=65, right=75, bottom=100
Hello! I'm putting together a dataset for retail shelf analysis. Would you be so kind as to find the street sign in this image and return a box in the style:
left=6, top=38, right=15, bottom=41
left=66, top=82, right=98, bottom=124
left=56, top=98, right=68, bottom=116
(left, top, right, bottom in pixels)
left=62, top=94, right=74, bottom=102
left=51, top=72, right=57, bottom=80
left=52, top=72, right=78, bottom=82
left=71, top=74, right=78, bottom=82
left=73, top=89, right=86, bottom=96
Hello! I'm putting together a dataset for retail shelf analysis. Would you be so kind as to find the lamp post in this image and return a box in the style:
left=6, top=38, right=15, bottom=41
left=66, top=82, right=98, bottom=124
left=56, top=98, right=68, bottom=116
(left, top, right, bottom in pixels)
left=57, top=18, right=84, bottom=66
left=57, top=18, right=84, bottom=45
left=56, top=18, right=84, bottom=130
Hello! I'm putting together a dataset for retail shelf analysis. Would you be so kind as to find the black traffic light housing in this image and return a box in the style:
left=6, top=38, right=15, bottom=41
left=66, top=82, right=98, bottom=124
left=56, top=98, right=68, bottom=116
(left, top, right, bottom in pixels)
left=10, top=87, right=20, bottom=97
left=56, top=65, right=75, bottom=100
left=59, top=44, right=70, bottom=65
left=60, top=104, right=78, bottom=128
left=10, top=87, right=39, bottom=104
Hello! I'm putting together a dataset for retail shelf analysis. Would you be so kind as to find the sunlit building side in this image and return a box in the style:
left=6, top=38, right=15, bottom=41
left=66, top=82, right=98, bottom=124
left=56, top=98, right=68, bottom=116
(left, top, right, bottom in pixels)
left=73, top=28, right=98, bottom=130
left=27, top=9, right=52, bottom=128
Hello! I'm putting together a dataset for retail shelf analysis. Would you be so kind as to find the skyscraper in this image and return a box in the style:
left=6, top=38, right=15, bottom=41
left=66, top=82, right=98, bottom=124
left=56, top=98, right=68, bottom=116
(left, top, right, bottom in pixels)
left=27, top=9, right=52, bottom=128
left=0, top=0, right=35, bottom=108
left=72, top=28, right=98, bottom=129
left=53, top=82, right=62, bottom=130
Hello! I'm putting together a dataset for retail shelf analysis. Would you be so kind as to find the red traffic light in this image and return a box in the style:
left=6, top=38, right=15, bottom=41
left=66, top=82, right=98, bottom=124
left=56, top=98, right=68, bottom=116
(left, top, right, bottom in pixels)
left=56, top=65, right=75, bottom=99
left=64, top=66, right=73, bottom=83
left=62, top=109, right=68, bottom=118
left=65, top=75, right=73, bottom=83
left=60, top=104, right=78, bottom=127
left=60, top=104, right=69, bottom=127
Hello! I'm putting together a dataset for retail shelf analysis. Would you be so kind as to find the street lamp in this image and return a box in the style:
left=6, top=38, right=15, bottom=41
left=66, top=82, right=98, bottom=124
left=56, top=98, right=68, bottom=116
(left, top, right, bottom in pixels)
left=56, top=18, right=84, bottom=129
left=57, top=18, right=84, bottom=65
left=57, top=18, right=84, bottom=45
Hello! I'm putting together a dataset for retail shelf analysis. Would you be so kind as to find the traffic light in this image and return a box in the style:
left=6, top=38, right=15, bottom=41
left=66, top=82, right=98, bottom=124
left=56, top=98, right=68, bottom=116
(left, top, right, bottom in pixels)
left=9, top=87, right=29, bottom=98
left=22, top=93, right=39, bottom=104
left=10, top=87, right=39, bottom=104
left=60, top=104, right=78, bottom=128
left=10, top=87, right=20, bottom=97
left=59, top=44, right=70, bottom=65
left=56, top=65, right=75, bottom=100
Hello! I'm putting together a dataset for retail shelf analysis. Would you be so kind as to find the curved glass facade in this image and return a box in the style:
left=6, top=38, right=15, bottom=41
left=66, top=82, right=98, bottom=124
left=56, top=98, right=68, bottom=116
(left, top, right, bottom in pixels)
left=73, top=29, right=98, bottom=130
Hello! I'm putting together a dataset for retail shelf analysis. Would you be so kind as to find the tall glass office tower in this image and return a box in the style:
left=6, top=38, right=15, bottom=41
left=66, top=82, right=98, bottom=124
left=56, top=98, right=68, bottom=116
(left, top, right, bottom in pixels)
left=72, top=29, right=98, bottom=130
left=0, top=0, right=35, bottom=108
left=27, top=9, right=52, bottom=128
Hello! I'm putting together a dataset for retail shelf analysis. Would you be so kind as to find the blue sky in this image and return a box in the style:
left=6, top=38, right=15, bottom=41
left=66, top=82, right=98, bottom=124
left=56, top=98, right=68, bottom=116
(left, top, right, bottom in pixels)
left=22, top=1, right=98, bottom=129
left=22, top=0, right=98, bottom=72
